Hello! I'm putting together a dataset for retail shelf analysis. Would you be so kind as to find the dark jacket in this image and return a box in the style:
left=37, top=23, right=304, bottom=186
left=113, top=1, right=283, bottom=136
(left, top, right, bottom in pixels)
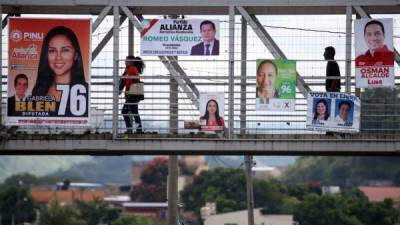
left=190, top=39, right=219, bottom=55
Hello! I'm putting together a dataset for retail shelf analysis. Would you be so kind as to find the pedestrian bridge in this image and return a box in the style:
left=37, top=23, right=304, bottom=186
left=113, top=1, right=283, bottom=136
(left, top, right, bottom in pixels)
left=1, top=0, right=400, bottom=154
left=2, top=131, right=400, bottom=154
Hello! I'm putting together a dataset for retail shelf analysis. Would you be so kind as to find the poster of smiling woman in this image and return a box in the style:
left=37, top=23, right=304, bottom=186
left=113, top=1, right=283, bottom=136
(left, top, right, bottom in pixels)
left=199, top=93, right=225, bottom=132
left=7, top=18, right=91, bottom=126
left=355, top=18, right=394, bottom=88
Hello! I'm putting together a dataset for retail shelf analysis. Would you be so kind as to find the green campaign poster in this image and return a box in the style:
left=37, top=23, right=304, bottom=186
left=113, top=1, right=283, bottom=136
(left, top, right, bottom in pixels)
left=255, top=59, right=296, bottom=111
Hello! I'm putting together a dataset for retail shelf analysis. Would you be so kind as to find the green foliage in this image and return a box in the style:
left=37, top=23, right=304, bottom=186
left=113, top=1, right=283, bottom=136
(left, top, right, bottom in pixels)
left=0, top=173, right=83, bottom=189
left=283, top=156, right=400, bottom=187
left=75, top=199, right=121, bottom=225
left=287, top=183, right=321, bottom=200
left=254, top=179, right=286, bottom=214
left=111, top=216, right=155, bottom=225
left=140, top=157, right=168, bottom=185
left=131, top=157, right=168, bottom=202
left=181, top=168, right=303, bottom=220
left=181, top=168, right=247, bottom=217
left=0, top=186, right=36, bottom=225
left=39, top=201, right=85, bottom=225
left=293, top=191, right=399, bottom=225
left=1, top=173, right=42, bottom=189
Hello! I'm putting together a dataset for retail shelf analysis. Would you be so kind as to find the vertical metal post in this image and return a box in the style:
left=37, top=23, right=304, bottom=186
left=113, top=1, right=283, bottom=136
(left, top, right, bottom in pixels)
left=168, top=14, right=179, bottom=225
left=170, top=57, right=179, bottom=134
left=128, top=17, right=134, bottom=55
left=168, top=156, right=179, bottom=225
left=169, top=15, right=179, bottom=135
left=245, top=155, right=255, bottom=225
left=112, top=6, right=120, bottom=139
left=0, top=5, right=3, bottom=122
left=354, top=11, right=361, bottom=97
left=240, top=16, right=247, bottom=135
left=228, top=5, right=235, bottom=139
left=345, top=5, right=352, bottom=94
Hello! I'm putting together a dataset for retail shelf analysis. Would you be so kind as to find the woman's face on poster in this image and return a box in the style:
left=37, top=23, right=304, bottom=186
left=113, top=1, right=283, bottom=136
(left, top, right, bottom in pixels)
left=317, top=101, right=327, bottom=116
left=207, top=100, right=217, bottom=115
left=48, top=34, right=77, bottom=78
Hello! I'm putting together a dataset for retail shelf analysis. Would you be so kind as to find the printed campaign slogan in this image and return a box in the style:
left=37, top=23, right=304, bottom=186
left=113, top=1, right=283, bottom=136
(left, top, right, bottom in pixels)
left=306, top=92, right=360, bottom=133
left=7, top=18, right=91, bottom=126
left=199, top=93, right=225, bottom=132
left=141, top=19, right=220, bottom=56
left=355, top=18, right=394, bottom=88
left=255, top=59, right=296, bottom=111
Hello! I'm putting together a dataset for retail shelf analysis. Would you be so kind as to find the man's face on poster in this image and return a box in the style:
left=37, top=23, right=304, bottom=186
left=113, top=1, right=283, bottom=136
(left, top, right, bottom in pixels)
left=339, top=103, right=350, bottom=121
left=15, top=77, right=28, bottom=97
left=200, top=23, right=216, bottom=44
left=364, top=23, right=385, bottom=52
left=257, top=62, right=277, bottom=93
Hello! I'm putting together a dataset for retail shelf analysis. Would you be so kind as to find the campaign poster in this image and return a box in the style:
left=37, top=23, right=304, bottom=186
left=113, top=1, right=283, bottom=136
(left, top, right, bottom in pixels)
left=141, top=19, right=220, bottom=56
left=7, top=18, right=91, bottom=126
left=306, top=92, right=360, bottom=133
left=255, top=59, right=296, bottom=111
left=355, top=18, right=394, bottom=88
left=199, top=93, right=225, bottom=131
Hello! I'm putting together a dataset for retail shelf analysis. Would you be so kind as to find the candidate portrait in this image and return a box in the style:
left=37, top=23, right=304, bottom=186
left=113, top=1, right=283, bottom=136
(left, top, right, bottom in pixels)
left=190, top=20, right=219, bottom=56
left=355, top=19, right=394, bottom=67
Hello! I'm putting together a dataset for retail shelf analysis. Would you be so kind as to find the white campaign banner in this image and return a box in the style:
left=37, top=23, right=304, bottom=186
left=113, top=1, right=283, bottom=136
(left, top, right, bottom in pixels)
left=306, top=92, right=360, bottom=133
left=355, top=18, right=394, bottom=88
left=140, top=19, right=220, bottom=56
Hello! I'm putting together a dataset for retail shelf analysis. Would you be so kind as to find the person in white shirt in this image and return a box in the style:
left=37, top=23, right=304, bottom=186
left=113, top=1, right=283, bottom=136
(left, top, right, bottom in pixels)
left=333, top=101, right=352, bottom=125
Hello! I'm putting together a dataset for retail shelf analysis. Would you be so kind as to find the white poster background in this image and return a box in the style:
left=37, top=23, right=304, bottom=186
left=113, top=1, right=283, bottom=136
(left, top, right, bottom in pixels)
left=199, top=93, right=225, bottom=131
left=141, top=19, right=220, bottom=56
left=306, top=92, right=360, bottom=133
left=354, top=18, right=394, bottom=88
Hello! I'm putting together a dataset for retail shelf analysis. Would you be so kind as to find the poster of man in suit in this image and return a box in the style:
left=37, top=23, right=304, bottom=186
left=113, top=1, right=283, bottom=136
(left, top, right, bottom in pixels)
left=141, top=19, right=220, bottom=56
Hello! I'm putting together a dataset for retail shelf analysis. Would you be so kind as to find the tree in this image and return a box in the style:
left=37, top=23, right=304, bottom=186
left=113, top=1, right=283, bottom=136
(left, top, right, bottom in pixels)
left=254, top=179, right=286, bottom=214
left=39, top=201, right=85, bottom=225
left=1, top=173, right=73, bottom=188
left=140, top=157, right=168, bottom=186
left=0, top=186, right=36, bottom=225
left=293, top=191, right=399, bottom=225
left=180, top=168, right=247, bottom=219
left=1, top=173, right=39, bottom=189
left=283, top=156, right=400, bottom=187
left=111, top=216, right=155, bottom=225
left=344, top=191, right=399, bottom=225
left=287, top=183, right=321, bottom=201
left=131, top=157, right=168, bottom=202
left=293, top=194, right=363, bottom=225
left=75, top=199, right=121, bottom=225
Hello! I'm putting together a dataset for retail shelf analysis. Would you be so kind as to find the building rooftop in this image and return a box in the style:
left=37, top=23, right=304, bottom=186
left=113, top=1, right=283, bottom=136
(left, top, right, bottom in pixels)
left=359, top=186, right=400, bottom=202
